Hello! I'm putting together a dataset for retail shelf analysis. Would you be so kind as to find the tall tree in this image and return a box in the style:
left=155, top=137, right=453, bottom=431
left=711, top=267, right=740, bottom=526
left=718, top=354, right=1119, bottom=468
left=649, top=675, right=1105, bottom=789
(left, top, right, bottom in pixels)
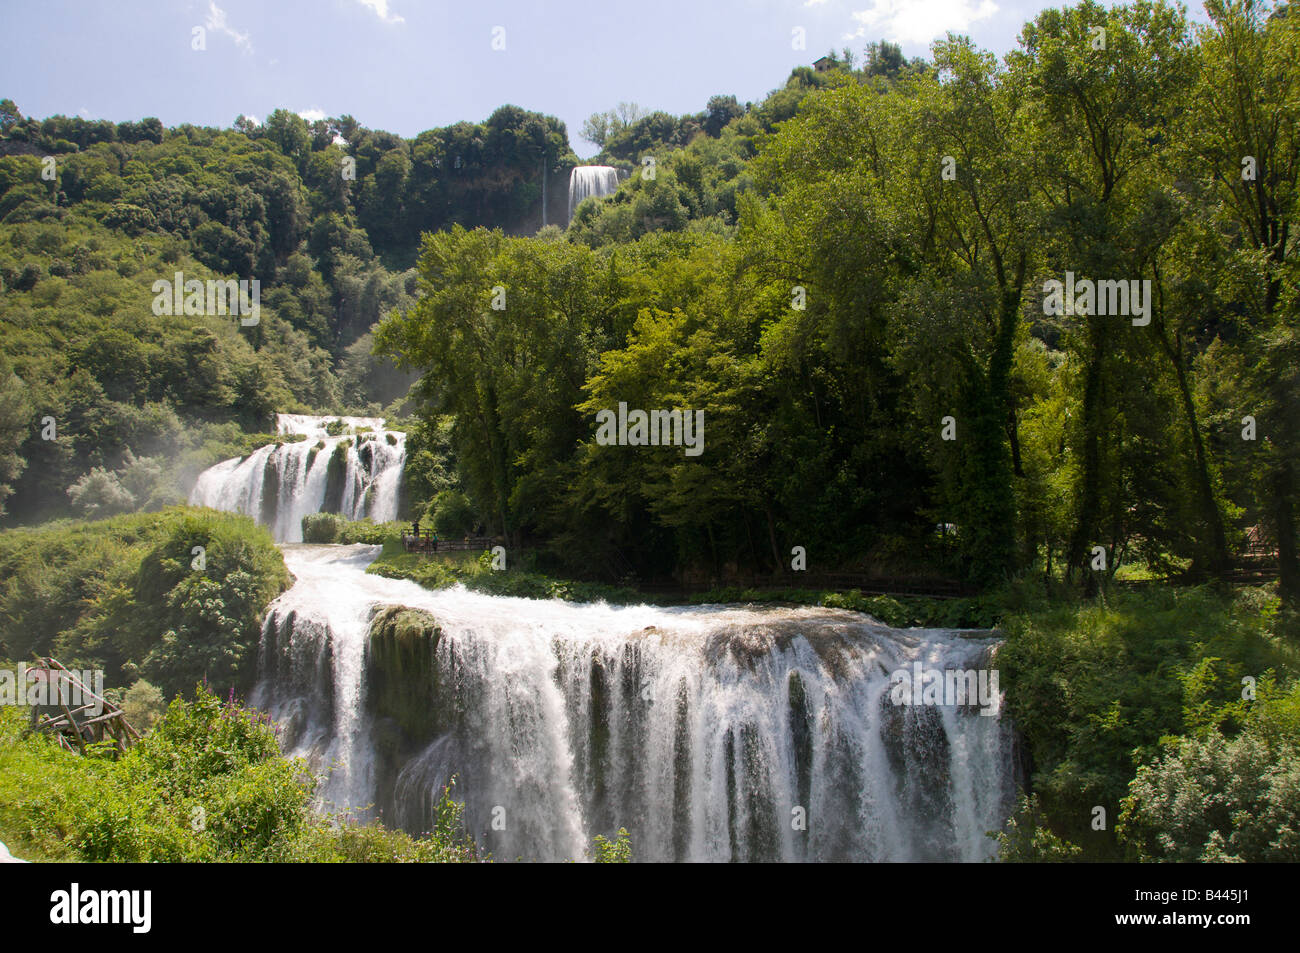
left=1187, top=0, right=1300, bottom=602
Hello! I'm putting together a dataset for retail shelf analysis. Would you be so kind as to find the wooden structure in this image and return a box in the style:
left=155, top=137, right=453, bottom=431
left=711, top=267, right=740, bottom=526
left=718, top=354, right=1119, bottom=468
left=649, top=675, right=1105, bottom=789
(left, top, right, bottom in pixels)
left=401, top=527, right=501, bottom=555
left=24, top=658, right=140, bottom=755
left=1243, top=524, right=1278, bottom=559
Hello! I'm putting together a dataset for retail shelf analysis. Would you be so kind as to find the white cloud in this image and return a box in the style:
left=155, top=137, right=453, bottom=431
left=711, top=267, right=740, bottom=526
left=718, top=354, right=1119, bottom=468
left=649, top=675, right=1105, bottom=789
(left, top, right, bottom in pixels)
left=846, top=0, right=998, bottom=45
left=356, top=0, right=404, bottom=24
left=205, top=1, right=253, bottom=52
left=298, top=108, right=327, bottom=123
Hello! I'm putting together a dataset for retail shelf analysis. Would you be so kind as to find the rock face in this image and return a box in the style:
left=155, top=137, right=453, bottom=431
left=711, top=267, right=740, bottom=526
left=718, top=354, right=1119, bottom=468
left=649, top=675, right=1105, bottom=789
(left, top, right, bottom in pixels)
left=364, top=605, right=443, bottom=826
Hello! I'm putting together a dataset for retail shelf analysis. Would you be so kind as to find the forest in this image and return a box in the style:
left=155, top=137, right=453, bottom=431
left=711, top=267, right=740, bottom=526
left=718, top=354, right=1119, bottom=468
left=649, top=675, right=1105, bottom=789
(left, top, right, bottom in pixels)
left=377, top=0, right=1299, bottom=604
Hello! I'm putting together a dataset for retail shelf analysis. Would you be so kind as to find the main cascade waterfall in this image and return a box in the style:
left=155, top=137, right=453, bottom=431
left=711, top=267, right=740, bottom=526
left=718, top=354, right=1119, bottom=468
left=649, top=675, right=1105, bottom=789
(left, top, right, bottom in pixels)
left=189, top=414, right=406, bottom=542
left=568, top=165, right=620, bottom=220
left=252, top=544, right=1017, bottom=862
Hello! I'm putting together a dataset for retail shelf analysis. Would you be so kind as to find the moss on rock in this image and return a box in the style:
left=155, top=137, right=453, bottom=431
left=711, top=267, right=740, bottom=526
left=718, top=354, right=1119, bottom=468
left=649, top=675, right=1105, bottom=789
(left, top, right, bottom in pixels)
left=322, top=440, right=351, bottom=514
left=365, top=604, right=442, bottom=741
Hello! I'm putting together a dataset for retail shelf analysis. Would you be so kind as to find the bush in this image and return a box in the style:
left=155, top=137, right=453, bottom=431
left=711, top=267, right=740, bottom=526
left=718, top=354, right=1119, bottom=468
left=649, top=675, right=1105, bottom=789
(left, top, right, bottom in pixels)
left=301, top=513, right=403, bottom=544
left=66, top=467, right=134, bottom=518
left=301, top=512, right=341, bottom=543
left=132, top=513, right=291, bottom=697
left=0, top=507, right=290, bottom=697
left=0, top=688, right=482, bottom=863
left=992, top=794, right=1083, bottom=862
left=1119, top=731, right=1300, bottom=862
left=122, top=678, right=166, bottom=732
left=592, top=828, right=632, bottom=863
left=996, top=586, right=1285, bottom=857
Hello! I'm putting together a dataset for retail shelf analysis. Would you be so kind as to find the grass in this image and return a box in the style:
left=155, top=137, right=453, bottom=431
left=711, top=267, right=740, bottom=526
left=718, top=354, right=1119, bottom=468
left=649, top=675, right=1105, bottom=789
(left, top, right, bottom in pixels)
left=365, top=543, right=1010, bottom=627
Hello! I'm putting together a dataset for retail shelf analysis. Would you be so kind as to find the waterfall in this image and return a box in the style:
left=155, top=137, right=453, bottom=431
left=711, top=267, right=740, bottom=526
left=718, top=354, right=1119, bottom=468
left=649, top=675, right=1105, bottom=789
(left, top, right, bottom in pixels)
left=275, top=414, right=387, bottom=438
left=254, top=544, right=1017, bottom=862
left=568, top=166, right=621, bottom=220
left=189, top=414, right=406, bottom=542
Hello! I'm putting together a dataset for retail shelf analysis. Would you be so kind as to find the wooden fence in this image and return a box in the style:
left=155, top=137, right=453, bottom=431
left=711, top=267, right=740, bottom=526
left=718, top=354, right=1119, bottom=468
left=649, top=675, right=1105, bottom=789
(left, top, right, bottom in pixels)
left=401, top=530, right=501, bottom=555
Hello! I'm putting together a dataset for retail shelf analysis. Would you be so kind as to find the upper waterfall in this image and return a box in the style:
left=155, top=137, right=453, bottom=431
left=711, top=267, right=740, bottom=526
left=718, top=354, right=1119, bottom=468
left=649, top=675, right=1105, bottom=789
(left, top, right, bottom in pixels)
left=568, top=166, right=620, bottom=220
left=189, top=415, right=406, bottom=542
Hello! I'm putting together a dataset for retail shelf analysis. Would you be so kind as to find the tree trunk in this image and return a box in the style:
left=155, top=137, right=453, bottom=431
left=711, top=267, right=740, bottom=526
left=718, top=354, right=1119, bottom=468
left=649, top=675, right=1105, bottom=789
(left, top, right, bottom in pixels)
left=1069, top=327, right=1106, bottom=594
left=1274, top=462, right=1300, bottom=603
left=1156, top=311, right=1229, bottom=572
left=764, top=505, right=784, bottom=576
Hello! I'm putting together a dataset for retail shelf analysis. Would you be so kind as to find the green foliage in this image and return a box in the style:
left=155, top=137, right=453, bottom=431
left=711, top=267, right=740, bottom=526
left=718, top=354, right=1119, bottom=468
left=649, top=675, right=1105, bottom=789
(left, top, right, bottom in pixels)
left=0, top=507, right=289, bottom=696
left=301, top=512, right=403, bottom=544
left=368, top=548, right=640, bottom=605
left=0, top=687, right=480, bottom=862
left=431, top=489, right=476, bottom=537
left=375, top=1, right=1300, bottom=605
left=592, top=827, right=632, bottom=863
left=66, top=466, right=135, bottom=518
left=0, top=213, right=341, bottom=523
left=997, top=585, right=1289, bottom=857
left=1118, top=729, right=1300, bottom=861
left=0, top=96, right=600, bottom=527
left=0, top=354, right=28, bottom=516
left=4, top=4, right=1300, bottom=867
left=121, top=678, right=166, bottom=732
left=301, top=511, right=342, bottom=543
left=993, top=794, right=1084, bottom=862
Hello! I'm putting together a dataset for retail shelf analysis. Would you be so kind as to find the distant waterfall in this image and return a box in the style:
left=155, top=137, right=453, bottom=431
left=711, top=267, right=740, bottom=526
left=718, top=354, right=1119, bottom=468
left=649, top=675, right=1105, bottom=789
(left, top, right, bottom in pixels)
left=189, top=414, right=406, bottom=542
left=568, top=166, right=620, bottom=220
left=253, top=544, right=1017, bottom=862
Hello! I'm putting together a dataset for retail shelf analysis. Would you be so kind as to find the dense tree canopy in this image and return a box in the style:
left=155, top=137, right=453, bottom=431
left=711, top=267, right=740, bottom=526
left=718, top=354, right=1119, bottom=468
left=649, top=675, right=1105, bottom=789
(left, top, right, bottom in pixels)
left=378, top=1, right=1299, bottom=606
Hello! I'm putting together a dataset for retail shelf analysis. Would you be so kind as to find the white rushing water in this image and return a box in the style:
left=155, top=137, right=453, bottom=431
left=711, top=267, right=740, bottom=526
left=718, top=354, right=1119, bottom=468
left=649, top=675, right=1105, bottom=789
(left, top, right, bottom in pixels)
left=252, top=544, right=1016, bottom=862
left=189, top=415, right=405, bottom=542
left=568, top=165, right=620, bottom=220
left=276, top=413, right=388, bottom=438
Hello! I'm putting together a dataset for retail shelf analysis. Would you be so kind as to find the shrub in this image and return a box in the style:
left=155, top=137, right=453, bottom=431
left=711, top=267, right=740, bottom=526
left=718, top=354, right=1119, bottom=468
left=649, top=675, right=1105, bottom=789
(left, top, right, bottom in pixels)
left=1118, top=731, right=1300, bottom=862
left=992, top=794, right=1083, bottom=862
left=0, top=691, right=482, bottom=863
left=301, top=513, right=403, bottom=544
left=122, top=678, right=166, bottom=732
left=302, top=512, right=341, bottom=543
left=0, top=507, right=290, bottom=697
left=996, top=586, right=1285, bottom=857
left=66, top=466, right=135, bottom=518
left=592, top=828, right=632, bottom=863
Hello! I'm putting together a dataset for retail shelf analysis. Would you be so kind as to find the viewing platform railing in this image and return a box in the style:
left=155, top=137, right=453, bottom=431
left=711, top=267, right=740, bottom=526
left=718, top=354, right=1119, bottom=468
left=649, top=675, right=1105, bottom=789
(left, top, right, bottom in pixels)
left=401, top=530, right=500, bottom=555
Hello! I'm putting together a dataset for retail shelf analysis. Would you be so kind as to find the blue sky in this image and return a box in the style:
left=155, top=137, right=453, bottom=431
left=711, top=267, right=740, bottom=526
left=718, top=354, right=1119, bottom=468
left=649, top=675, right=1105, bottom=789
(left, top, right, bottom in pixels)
left=0, top=0, right=1205, bottom=158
